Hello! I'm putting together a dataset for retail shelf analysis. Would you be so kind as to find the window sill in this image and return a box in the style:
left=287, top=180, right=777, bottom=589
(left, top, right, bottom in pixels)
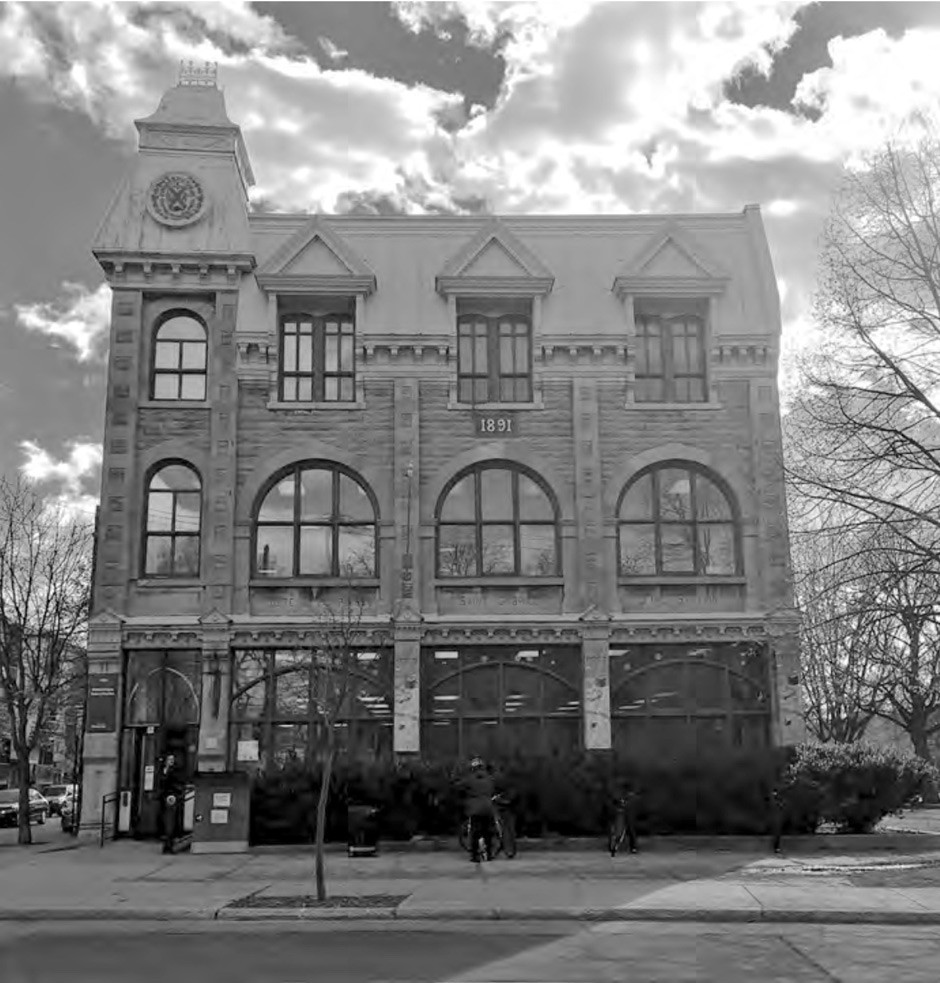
left=436, top=576, right=564, bottom=588
left=136, top=578, right=202, bottom=588
left=618, top=576, right=746, bottom=586
left=446, top=400, right=544, bottom=411
left=250, top=577, right=380, bottom=588
left=139, top=400, right=210, bottom=410
left=622, top=401, right=722, bottom=411
left=266, top=400, right=367, bottom=411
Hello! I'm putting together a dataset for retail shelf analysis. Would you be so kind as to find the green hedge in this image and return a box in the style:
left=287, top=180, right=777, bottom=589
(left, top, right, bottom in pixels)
left=247, top=742, right=937, bottom=845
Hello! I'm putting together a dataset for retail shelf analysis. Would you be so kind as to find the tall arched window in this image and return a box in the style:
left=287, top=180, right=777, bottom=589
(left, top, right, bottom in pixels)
left=143, top=463, right=202, bottom=577
left=253, top=463, right=378, bottom=578
left=436, top=462, right=560, bottom=577
left=152, top=313, right=208, bottom=401
left=617, top=462, right=740, bottom=576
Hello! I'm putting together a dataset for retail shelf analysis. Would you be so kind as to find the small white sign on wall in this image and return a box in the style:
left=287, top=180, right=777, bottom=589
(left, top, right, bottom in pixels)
left=143, top=765, right=155, bottom=791
left=236, top=740, right=259, bottom=762
left=210, top=809, right=229, bottom=825
left=212, top=792, right=232, bottom=809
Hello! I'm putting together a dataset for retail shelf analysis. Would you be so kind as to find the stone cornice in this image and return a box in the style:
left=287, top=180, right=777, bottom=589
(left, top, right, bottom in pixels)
left=94, top=250, right=254, bottom=287
left=435, top=275, right=554, bottom=297
left=609, top=619, right=772, bottom=644
left=254, top=273, right=376, bottom=295
left=538, top=338, right=627, bottom=362
left=612, top=275, right=729, bottom=299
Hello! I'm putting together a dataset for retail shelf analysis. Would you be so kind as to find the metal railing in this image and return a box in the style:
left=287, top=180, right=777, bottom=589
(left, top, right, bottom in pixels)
left=99, top=791, right=118, bottom=848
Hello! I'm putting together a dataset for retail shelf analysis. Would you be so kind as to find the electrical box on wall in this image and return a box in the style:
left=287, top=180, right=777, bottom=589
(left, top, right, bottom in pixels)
left=191, top=772, right=250, bottom=854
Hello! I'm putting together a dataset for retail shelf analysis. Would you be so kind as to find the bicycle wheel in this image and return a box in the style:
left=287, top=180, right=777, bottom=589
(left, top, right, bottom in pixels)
left=458, top=819, right=471, bottom=854
left=608, top=817, right=625, bottom=857
left=501, top=814, right=517, bottom=859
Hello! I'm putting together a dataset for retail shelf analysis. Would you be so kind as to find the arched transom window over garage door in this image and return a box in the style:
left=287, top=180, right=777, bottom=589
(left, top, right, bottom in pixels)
left=421, top=645, right=582, bottom=759
left=609, top=642, right=772, bottom=756
left=436, top=462, right=560, bottom=577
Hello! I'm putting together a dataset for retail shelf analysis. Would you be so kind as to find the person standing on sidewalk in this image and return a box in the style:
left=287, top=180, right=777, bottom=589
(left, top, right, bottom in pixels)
left=160, top=753, right=184, bottom=855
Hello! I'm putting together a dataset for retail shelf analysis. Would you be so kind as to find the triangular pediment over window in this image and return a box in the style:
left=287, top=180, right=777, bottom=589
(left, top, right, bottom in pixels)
left=256, top=216, right=376, bottom=294
left=436, top=219, right=554, bottom=296
left=613, top=224, right=729, bottom=298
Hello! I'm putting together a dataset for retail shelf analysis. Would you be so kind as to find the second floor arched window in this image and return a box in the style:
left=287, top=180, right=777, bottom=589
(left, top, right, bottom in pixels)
left=152, top=313, right=208, bottom=401
left=143, top=463, right=202, bottom=577
left=253, top=462, right=378, bottom=579
left=436, top=462, right=560, bottom=578
left=617, top=462, right=740, bottom=577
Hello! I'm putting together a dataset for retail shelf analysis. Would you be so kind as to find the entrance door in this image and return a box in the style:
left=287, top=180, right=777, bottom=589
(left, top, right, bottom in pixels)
left=121, top=651, right=202, bottom=839
left=130, top=725, right=198, bottom=838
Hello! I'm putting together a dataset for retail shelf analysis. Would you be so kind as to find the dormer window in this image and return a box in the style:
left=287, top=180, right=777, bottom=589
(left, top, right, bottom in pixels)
left=456, top=298, right=532, bottom=404
left=634, top=298, right=707, bottom=403
left=278, top=297, right=355, bottom=403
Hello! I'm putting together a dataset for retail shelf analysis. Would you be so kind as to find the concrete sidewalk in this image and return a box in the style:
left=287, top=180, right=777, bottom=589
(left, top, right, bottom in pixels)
left=4, top=829, right=940, bottom=924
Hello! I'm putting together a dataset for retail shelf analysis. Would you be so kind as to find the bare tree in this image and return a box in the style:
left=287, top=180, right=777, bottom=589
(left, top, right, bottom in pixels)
left=306, top=583, right=387, bottom=902
left=0, top=477, right=91, bottom=843
left=792, top=527, right=889, bottom=743
left=786, top=133, right=940, bottom=570
left=860, top=536, right=940, bottom=762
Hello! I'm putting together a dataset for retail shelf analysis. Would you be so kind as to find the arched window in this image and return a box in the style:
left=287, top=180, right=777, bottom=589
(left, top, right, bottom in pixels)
left=152, top=313, right=207, bottom=401
left=143, top=463, right=202, bottom=577
left=253, top=463, right=378, bottom=578
left=436, top=462, right=560, bottom=577
left=617, top=462, right=740, bottom=576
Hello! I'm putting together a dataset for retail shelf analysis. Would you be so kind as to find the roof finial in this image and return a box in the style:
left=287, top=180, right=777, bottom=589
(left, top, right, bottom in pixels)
left=178, top=60, right=218, bottom=88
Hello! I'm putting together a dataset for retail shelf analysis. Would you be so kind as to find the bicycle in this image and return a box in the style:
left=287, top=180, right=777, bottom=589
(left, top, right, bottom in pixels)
left=608, top=793, right=638, bottom=856
left=459, top=793, right=517, bottom=860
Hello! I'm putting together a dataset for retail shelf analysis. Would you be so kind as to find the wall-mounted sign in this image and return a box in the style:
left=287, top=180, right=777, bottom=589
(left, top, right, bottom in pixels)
left=210, top=808, right=229, bottom=824
left=143, top=765, right=155, bottom=792
left=86, top=673, right=119, bottom=733
left=236, top=740, right=259, bottom=762
left=473, top=413, right=519, bottom=437
left=212, top=792, right=232, bottom=809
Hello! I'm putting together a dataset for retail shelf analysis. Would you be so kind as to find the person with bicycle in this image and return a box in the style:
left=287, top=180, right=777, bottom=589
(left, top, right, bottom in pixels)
left=460, top=756, right=496, bottom=863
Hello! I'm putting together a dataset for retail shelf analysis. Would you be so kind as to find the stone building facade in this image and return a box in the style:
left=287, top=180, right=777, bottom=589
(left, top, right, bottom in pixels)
left=81, top=69, right=804, bottom=837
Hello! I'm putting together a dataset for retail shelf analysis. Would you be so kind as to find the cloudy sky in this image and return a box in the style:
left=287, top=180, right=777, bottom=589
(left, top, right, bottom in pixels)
left=1, top=0, right=939, bottom=516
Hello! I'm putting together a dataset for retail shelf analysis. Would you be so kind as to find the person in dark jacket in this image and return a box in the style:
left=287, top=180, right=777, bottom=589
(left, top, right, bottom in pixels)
left=461, top=757, right=496, bottom=862
left=160, top=753, right=184, bottom=855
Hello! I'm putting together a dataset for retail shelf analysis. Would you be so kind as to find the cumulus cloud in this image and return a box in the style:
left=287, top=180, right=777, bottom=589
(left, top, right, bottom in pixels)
left=793, top=28, right=940, bottom=157
left=20, top=439, right=102, bottom=519
left=14, top=282, right=111, bottom=362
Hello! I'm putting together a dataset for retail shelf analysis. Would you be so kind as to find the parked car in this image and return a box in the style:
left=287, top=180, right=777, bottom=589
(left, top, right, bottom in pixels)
left=39, top=784, right=75, bottom=817
left=0, top=788, right=49, bottom=827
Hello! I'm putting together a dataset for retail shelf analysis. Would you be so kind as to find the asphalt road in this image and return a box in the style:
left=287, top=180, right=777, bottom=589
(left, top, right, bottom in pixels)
left=1, top=921, right=940, bottom=982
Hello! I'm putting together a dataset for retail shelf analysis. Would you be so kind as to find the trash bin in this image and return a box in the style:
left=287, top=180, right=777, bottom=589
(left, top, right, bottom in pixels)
left=347, top=803, right=380, bottom=857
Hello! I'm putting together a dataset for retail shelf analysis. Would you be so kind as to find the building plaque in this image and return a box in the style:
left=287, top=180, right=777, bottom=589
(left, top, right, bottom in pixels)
left=473, top=413, right=519, bottom=437
left=86, top=673, right=119, bottom=733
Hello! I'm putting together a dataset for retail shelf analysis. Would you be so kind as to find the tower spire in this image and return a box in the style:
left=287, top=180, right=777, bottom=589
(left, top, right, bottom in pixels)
left=178, top=60, right=218, bottom=88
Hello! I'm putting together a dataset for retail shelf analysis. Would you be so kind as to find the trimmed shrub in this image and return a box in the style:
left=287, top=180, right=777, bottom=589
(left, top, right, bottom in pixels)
left=246, top=741, right=935, bottom=844
left=785, top=742, right=937, bottom=834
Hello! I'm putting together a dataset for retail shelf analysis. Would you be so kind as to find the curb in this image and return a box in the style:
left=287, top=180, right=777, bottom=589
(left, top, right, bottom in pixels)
left=4, top=905, right=940, bottom=925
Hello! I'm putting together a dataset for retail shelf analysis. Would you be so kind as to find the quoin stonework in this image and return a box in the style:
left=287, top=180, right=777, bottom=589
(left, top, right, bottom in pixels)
left=81, top=67, right=804, bottom=839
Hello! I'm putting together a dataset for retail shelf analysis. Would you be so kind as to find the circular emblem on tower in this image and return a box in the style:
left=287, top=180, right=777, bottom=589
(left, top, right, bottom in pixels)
left=147, top=172, right=207, bottom=227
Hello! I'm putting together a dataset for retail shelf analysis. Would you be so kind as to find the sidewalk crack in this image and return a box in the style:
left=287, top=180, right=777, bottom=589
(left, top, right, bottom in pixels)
left=777, top=936, right=843, bottom=982
left=741, top=883, right=766, bottom=917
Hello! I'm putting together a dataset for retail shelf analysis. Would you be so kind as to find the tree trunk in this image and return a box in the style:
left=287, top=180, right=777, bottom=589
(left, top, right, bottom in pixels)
left=908, top=716, right=939, bottom=802
left=17, top=758, right=31, bottom=846
left=314, top=740, right=334, bottom=903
